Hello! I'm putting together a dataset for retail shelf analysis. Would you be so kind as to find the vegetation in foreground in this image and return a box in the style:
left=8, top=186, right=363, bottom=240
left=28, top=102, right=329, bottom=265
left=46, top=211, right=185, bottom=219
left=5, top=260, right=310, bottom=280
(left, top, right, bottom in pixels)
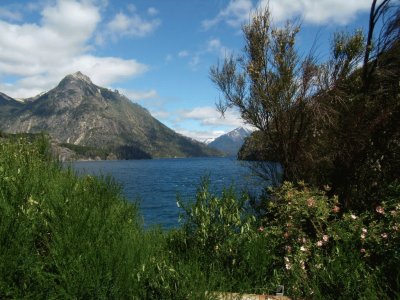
left=0, top=136, right=399, bottom=299
left=1, top=1, right=399, bottom=298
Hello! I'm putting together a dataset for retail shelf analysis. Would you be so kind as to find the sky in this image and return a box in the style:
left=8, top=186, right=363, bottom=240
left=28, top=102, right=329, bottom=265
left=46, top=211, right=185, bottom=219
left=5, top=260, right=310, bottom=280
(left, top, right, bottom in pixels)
left=0, top=0, right=374, bottom=141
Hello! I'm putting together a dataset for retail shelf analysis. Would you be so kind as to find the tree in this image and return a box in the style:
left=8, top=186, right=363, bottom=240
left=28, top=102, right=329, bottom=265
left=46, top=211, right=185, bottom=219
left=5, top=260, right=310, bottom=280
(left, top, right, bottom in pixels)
left=210, top=9, right=318, bottom=182
left=210, top=2, right=399, bottom=211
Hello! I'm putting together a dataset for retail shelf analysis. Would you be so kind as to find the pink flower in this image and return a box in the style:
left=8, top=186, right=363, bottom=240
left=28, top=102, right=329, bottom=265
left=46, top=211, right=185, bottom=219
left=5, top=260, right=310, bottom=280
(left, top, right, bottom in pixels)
left=258, top=226, right=264, bottom=232
left=360, top=248, right=366, bottom=253
left=362, top=228, right=368, bottom=234
left=316, top=241, right=323, bottom=247
left=381, top=233, right=388, bottom=239
left=332, top=205, right=340, bottom=213
left=376, top=205, right=385, bottom=214
left=307, top=197, right=315, bottom=207
left=284, top=232, right=290, bottom=239
left=361, top=233, right=366, bottom=240
left=284, top=245, right=292, bottom=253
left=322, top=235, right=329, bottom=242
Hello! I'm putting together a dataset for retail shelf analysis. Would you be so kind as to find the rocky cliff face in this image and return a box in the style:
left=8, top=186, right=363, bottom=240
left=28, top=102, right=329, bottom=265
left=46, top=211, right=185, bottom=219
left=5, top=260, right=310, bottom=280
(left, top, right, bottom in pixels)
left=0, top=72, right=220, bottom=159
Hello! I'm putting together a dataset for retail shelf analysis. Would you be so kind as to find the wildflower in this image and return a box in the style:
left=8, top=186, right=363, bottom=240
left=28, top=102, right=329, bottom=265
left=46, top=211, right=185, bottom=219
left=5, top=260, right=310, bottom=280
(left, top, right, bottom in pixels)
left=392, top=224, right=399, bottom=232
left=360, top=248, right=366, bottom=254
left=302, top=237, right=307, bottom=244
left=381, top=232, right=388, bottom=239
left=316, top=241, right=323, bottom=247
left=315, top=263, right=322, bottom=269
left=361, top=233, right=366, bottom=240
left=300, top=260, right=306, bottom=270
left=307, top=197, right=315, bottom=207
left=350, top=214, right=357, bottom=220
left=300, top=246, right=307, bottom=252
left=284, top=232, right=290, bottom=239
left=322, top=235, right=329, bottom=242
left=376, top=205, right=385, bottom=214
left=362, top=228, right=368, bottom=234
left=332, top=205, right=340, bottom=213
left=284, top=245, right=292, bottom=253
left=258, top=226, right=264, bottom=232
left=284, top=257, right=292, bottom=270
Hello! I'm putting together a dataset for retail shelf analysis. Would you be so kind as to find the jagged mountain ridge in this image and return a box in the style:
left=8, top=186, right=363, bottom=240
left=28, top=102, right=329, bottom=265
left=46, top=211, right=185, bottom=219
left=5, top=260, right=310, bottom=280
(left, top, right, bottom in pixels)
left=0, top=72, right=220, bottom=159
left=208, top=127, right=252, bottom=156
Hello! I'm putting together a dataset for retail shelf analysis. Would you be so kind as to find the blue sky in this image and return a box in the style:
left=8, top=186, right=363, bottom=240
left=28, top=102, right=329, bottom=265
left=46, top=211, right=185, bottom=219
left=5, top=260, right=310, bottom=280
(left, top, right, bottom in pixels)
left=0, top=0, right=373, bottom=140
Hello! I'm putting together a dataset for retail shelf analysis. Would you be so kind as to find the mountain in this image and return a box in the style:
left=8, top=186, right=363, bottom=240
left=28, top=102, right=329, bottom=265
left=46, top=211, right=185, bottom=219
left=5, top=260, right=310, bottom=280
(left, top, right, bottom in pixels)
left=0, top=72, right=220, bottom=160
left=0, top=92, right=24, bottom=119
left=208, top=127, right=252, bottom=156
left=203, top=137, right=216, bottom=145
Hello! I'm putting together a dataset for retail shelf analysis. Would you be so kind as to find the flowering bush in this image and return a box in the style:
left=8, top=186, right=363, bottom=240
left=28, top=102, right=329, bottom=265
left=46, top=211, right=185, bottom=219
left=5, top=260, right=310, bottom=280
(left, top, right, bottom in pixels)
left=258, top=181, right=400, bottom=298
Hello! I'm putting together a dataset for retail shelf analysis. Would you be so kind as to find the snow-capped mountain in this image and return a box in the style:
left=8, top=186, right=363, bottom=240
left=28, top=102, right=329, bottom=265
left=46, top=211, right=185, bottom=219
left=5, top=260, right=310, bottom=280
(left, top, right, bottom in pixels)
left=207, top=127, right=252, bottom=156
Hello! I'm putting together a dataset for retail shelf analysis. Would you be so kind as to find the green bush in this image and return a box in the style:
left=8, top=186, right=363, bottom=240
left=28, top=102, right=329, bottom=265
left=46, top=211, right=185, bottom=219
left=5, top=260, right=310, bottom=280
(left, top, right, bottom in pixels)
left=0, top=137, right=214, bottom=299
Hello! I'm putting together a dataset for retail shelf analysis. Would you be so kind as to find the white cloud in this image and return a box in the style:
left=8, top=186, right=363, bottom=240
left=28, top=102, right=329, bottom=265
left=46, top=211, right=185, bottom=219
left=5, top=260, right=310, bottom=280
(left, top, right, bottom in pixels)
left=0, top=7, right=22, bottom=21
left=202, top=0, right=253, bottom=30
left=118, top=89, right=158, bottom=101
left=147, top=7, right=159, bottom=16
left=263, top=0, right=371, bottom=24
left=178, top=50, right=189, bottom=57
left=175, top=128, right=227, bottom=141
left=189, top=54, right=201, bottom=70
left=203, top=0, right=371, bottom=29
left=165, top=54, right=173, bottom=63
left=106, top=9, right=161, bottom=39
left=0, top=0, right=149, bottom=98
left=207, top=38, right=231, bottom=57
left=179, top=106, right=244, bottom=127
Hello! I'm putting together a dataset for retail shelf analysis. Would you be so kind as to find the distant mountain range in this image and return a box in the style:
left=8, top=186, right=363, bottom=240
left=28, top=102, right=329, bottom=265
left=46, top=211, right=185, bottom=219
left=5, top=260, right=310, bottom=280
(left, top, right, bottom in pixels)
left=207, top=127, right=252, bottom=156
left=0, top=72, right=220, bottom=160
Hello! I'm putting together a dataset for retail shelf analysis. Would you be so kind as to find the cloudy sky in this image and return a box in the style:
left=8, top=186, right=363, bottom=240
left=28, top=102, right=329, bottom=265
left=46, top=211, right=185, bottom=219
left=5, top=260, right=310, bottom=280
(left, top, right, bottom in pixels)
left=0, top=0, right=373, bottom=141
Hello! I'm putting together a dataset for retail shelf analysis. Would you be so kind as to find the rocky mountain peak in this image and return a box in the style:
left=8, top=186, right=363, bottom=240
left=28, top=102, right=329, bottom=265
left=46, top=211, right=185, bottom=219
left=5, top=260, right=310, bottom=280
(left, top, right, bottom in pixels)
left=70, top=71, right=92, bottom=84
left=57, top=71, right=94, bottom=90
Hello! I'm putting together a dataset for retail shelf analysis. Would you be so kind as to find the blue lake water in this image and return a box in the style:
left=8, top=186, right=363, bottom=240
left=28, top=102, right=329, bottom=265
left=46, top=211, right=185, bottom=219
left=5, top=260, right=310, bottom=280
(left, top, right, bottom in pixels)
left=71, top=157, right=263, bottom=229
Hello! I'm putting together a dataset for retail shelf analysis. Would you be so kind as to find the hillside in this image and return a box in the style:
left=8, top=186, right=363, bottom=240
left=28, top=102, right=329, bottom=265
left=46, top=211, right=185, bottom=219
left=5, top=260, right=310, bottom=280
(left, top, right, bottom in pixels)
left=0, top=72, right=220, bottom=160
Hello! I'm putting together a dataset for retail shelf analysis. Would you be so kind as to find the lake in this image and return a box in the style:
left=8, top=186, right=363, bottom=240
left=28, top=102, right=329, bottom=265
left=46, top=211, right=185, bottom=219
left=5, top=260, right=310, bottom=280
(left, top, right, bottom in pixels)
left=71, top=157, right=263, bottom=229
